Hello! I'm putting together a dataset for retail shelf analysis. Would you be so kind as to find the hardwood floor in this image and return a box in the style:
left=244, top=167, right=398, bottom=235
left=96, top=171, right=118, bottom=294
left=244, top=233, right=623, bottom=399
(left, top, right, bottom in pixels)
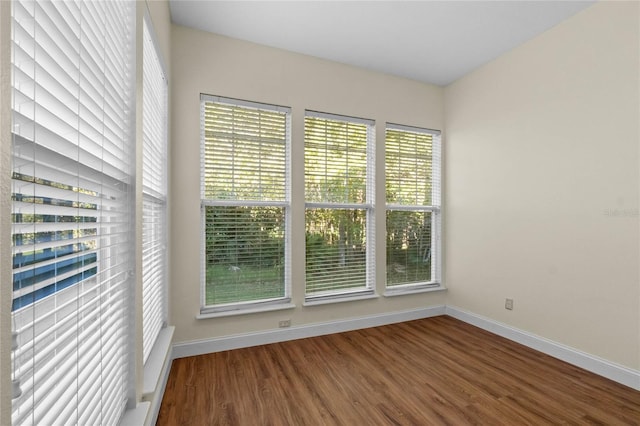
left=157, top=316, right=640, bottom=425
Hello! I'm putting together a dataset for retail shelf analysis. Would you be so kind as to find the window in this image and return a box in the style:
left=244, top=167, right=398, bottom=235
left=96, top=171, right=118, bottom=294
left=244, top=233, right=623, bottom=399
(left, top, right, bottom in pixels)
left=385, top=124, right=441, bottom=290
left=304, top=111, right=375, bottom=300
left=200, top=95, right=291, bottom=312
left=11, top=0, right=135, bottom=424
left=142, top=17, right=168, bottom=363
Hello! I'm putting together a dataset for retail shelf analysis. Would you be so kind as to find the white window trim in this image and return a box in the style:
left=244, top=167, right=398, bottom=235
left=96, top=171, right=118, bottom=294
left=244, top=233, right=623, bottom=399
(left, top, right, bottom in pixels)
left=303, top=292, right=378, bottom=307
left=197, top=302, right=296, bottom=319
left=383, top=285, right=446, bottom=297
left=141, top=11, right=169, bottom=366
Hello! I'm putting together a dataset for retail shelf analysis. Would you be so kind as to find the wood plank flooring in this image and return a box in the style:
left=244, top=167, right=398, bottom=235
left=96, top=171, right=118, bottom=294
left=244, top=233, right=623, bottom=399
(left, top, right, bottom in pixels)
left=157, top=316, right=640, bottom=425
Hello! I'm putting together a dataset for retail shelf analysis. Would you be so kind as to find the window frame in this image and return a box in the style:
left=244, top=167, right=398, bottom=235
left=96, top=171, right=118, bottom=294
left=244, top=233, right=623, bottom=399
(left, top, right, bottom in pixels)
left=199, top=94, right=292, bottom=314
left=141, top=13, right=169, bottom=364
left=384, top=123, right=442, bottom=293
left=303, top=110, right=376, bottom=303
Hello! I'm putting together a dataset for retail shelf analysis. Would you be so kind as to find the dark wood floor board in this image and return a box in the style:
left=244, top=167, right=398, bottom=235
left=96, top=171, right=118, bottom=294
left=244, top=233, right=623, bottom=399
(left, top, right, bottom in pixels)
left=157, top=316, right=640, bottom=425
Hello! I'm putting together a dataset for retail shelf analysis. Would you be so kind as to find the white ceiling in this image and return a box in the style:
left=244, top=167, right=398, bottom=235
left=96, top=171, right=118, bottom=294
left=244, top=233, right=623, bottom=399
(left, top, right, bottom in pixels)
left=168, top=1, right=596, bottom=86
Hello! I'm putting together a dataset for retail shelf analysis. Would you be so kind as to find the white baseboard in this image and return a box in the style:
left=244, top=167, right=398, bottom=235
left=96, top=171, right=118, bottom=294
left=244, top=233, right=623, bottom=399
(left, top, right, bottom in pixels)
left=169, top=304, right=639, bottom=392
left=446, top=306, right=640, bottom=391
left=172, top=305, right=446, bottom=359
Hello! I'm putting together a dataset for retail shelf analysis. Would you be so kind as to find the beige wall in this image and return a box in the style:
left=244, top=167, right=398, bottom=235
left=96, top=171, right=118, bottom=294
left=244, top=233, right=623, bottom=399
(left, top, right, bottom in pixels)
left=444, top=1, right=640, bottom=369
left=170, top=25, right=446, bottom=343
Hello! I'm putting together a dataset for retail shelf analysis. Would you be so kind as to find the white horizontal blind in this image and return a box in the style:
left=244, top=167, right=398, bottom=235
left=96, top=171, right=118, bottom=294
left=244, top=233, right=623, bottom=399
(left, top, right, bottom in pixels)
left=10, top=1, right=135, bottom=424
left=142, top=18, right=168, bottom=364
left=201, top=96, right=290, bottom=309
left=385, top=124, right=441, bottom=287
left=304, top=112, right=375, bottom=298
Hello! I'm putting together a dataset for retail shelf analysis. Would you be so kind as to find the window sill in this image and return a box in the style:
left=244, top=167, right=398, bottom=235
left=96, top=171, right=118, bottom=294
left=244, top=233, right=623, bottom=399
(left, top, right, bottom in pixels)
left=143, top=326, right=174, bottom=397
left=196, top=302, right=296, bottom=319
left=303, top=293, right=379, bottom=307
left=120, top=402, right=150, bottom=426
left=384, top=284, right=447, bottom=297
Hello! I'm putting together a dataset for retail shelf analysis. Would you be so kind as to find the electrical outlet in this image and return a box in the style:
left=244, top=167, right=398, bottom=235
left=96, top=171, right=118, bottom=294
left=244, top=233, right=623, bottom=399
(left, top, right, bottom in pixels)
left=278, top=319, right=291, bottom=328
left=505, top=298, right=514, bottom=310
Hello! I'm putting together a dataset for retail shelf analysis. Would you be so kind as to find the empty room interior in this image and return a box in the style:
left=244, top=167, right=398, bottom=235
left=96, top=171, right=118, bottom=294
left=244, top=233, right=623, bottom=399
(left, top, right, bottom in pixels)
left=0, top=0, right=639, bottom=425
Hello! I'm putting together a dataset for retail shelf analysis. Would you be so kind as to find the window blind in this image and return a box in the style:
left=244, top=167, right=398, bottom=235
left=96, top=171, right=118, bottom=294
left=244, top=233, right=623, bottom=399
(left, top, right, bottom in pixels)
left=201, top=96, right=290, bottom=310
left=385, top=124, right=441, bottom=288
left=11, top=1, right=135, bottom=424
left=304, top=112, right=375, bottom=298
left=142, top=17, right=168, bottom=364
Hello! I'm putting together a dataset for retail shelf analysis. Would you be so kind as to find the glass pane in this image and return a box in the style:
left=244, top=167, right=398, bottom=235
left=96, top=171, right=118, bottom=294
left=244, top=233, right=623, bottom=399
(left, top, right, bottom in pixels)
left=304, top=116, right=368, bottom=204
left=306, top=208, right=367, bottom=295
left=386, top=210, right=432, bottom=286
left=204, top=206, right=285, bottom=305
left=385, top=129, right=433, bottom=206
left=203, top=102, right=287, bottom=201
